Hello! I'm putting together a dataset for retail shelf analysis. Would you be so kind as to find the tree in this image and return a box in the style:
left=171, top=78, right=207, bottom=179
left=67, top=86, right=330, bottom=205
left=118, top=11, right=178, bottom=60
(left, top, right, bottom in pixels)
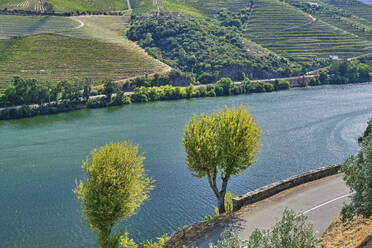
left=104, top=80, right=119, bottom=103
left=341, top=119, right=372, bottom=221
left=83, top=78, right=92, bottom=102
left=216, top=78, right=234, bottom=96
left=183, top=105, right=261, bottom=212
left=74, top=141, right=153, bottom=248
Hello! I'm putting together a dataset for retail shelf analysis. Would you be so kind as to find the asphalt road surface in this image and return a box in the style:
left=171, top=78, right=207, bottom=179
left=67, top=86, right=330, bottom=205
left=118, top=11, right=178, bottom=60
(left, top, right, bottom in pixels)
left=191, top=174, right=350, bottom=247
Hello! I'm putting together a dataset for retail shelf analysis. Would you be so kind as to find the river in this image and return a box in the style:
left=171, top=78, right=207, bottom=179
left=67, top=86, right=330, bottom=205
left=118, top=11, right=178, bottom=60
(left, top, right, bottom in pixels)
left=0, top=83, right=371, bottom=247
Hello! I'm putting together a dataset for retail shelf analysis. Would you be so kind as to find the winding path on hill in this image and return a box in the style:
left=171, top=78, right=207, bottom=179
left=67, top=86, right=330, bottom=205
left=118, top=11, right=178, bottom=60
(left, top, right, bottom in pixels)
left=190, top=174, right=350, bottom=247
left=71, top=18, right=84, bottom=29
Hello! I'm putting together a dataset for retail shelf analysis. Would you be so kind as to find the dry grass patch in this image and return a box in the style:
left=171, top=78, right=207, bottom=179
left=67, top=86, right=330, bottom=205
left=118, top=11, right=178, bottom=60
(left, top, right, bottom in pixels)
left=322, top=215, right=372, bottom=248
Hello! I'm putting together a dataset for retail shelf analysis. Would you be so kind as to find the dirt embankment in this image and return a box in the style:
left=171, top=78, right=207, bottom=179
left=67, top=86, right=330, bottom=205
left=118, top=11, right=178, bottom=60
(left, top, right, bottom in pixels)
left=322, top=215, right=372, bottom=248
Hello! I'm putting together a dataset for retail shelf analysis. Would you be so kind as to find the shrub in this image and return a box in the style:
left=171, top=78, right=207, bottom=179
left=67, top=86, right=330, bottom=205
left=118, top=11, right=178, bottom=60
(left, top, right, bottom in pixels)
left=209, top=209, right=319, bottom=248
left=224, top=192, right=234, bottom=214
left=309, top=77, right=320, bottom=86
left=341, top=119, right=372, bottom=221
left=275, top=80, right=290, bottom=90
left=263, top=83, right=274, bottom=92
left=87, top=97, right=107, bottom=108
left=110, top=91, right=131, bottom=106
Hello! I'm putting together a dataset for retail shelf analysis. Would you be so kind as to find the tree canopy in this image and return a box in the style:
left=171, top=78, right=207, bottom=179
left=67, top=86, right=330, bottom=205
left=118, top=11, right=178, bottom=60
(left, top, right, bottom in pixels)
left=74, top=141, right=153, bottom=248
left=183, top=105, right=261, bottom=212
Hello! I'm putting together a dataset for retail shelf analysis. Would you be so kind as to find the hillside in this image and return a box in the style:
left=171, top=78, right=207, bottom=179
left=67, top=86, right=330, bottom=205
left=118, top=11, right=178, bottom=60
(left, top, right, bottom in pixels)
left=285, top=0, right=372, bottom=42
left=0, top=14, right=169, bottom=89
left=0, top=34, right=168, bottom=89
left=0, top=0, right=127, bottom=12
left=128, top=14, right=297, bottom=83
left=240, top=0, right=372, bottom=64
left=323, top=0, right=372, bottom=21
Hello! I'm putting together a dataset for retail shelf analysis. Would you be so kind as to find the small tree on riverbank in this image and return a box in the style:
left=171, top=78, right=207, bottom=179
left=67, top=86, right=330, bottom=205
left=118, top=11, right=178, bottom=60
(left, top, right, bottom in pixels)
left=74, top=141, right=153, bottom=248
left=183, top=105, right=261, bottom=213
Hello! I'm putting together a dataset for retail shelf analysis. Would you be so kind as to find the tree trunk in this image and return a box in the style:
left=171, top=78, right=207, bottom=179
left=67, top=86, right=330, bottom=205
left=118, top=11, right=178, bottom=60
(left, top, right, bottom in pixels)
left=218, top=194, right=226, bottom=213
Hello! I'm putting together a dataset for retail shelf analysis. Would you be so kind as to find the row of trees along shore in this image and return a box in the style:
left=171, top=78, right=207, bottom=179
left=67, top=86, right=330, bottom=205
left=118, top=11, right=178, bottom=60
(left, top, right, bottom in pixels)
left=0, top=59, right=370, bottom=120
left=74, top=106, right=372, bottom=248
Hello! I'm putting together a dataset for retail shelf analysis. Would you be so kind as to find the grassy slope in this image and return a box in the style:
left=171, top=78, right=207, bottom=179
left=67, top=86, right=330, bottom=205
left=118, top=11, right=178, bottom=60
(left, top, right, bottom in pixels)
left=0, top=14, right=169, bottom=89
left=243, top=0, right=372, bottom=63
left=0, top=0, right=127, bottom=12
left=0, top=34, right=168, bottom=89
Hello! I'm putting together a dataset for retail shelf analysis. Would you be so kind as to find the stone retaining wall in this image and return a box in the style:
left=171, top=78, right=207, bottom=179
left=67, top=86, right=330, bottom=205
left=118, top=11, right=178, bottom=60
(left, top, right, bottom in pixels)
left=233, top=164, right=341, bottom=211
left=164, top=164, right=341, bottom=247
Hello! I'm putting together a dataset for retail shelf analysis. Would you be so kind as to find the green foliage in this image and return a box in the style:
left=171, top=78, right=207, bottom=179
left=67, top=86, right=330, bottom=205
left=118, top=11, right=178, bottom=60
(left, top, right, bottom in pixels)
left=341, top=119, right=372, bottom=221
left=110, top=91, right=131, bottom=106
left=120, top=233, right=138, bottom=248
left=327, top=60, right=371, bottom=84
left=128, top=14, right=292, bottom=81
left=103, top=80, right=119, bottom=102
left=140, top=235, right=169, bottom=248
left=224, top=192, right=234, bottom=214
left=208, top=228, right=243, bottom=248
left=309, top=77, right=320, bottom=86
left=183, top=105, right=261, bottom=212
left=209, top=209, right=319, bottom=248
left=74, top=141, right=153, bottom=248
left=87, top=97, right=107, bottom=108
left=274, top=80, right=291, bottom=91
left=131, top=85, right=186, bottom=103
left=214, top=207, right=220, bottom=217
left=246, top=209, right=319, bottom=247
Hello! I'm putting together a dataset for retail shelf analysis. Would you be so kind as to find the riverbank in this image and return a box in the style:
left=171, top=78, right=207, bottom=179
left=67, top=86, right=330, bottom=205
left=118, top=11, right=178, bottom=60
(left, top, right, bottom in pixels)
left=2, top=78, right=372, bottom=121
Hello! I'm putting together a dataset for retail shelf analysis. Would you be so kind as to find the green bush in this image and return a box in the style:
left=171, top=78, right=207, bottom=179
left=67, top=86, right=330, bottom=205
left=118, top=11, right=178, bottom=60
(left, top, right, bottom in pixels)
left=209, top=209, right=319, bottom=248
left=263, top=83, right=274, bottom=92
left=341, top=119, right=372, bottom=221
left=275, top=80, right=290, bottom=90
left=309, top=77, right=320, bottom=86
left=87, top=97, right=107, bottom=108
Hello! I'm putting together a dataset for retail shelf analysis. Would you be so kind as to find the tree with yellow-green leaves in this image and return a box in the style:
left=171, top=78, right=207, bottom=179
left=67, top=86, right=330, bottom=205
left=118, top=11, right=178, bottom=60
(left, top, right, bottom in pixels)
left=183, top=105, right=262, bottom=213
left=74, top=141, right=153, bottom=248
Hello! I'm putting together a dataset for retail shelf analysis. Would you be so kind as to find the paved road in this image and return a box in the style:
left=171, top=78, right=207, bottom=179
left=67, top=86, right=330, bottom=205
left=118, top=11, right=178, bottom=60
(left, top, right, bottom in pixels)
left=190, top=174, right=350, bottom=247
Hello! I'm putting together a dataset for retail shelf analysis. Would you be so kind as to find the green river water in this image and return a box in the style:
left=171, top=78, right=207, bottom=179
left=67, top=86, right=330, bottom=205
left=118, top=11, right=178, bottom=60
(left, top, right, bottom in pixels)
left=1, top=83, right=372, bottom=247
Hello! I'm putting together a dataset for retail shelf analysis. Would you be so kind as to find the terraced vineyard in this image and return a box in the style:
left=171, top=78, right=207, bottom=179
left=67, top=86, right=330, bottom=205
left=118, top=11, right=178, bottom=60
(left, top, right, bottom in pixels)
left=0, top=15, right=77, bottom=39
left=181, top=0, right=249, bottom=15
left=323, top=0, right=372, bottom=21
left=0, top=0, right=128, bottom=12
left=244, top=0, right=314, bottom=36
left=0, top=34, right=168, bottom=88
left=0, top=13, right=169, bottom=88
left=130, top=0, right=157, bottom=14
left=284, top=0, right=372, bottom=42
left=244, top=0, right=372, bottom=64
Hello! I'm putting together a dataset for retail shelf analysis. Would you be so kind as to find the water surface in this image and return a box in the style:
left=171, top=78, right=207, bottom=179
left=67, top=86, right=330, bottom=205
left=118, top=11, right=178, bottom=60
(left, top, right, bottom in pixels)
left=1, top=83, right=372, bottom=247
